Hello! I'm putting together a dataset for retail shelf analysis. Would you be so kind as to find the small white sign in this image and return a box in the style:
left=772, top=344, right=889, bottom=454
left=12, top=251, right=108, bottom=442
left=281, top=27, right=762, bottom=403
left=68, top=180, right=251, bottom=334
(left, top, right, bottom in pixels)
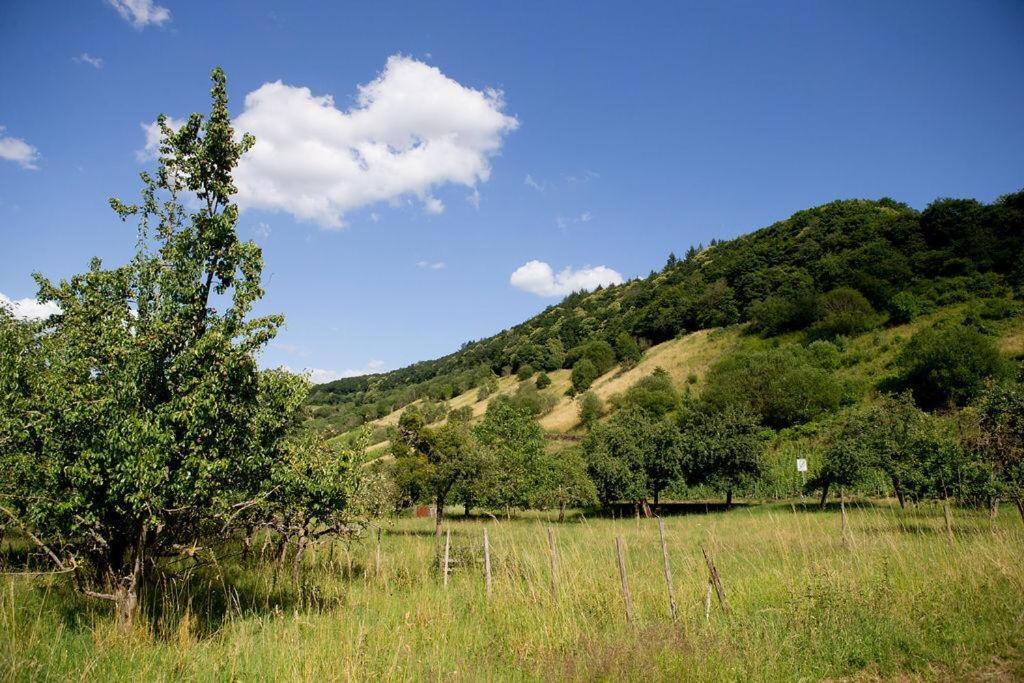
left=796, top=458, right=808, bottom=473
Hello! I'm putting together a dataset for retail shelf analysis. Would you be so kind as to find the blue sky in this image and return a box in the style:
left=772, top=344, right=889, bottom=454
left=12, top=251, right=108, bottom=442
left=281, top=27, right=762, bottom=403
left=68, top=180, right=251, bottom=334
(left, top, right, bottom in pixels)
left=1, top=1, right=1022, bottom=381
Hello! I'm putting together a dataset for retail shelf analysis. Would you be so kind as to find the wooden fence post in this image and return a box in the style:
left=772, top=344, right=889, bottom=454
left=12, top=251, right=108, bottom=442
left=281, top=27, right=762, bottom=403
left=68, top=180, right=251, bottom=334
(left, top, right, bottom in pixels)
left=483, top=527, right=492, bottom=600
left=375, top=527, right=382, bottom=576
left=701, top=546, right=729, bottom=613
left=442, top=527, right=451, bottom=587
left=657, top=519, right=677, bottom=621
left=547, top=526, right=559, bottom=598
left=703, top=582, right=713, bottom=621
left=615, top=535, right=634, bottom=625
left=942, top=496, right=954, bottom=541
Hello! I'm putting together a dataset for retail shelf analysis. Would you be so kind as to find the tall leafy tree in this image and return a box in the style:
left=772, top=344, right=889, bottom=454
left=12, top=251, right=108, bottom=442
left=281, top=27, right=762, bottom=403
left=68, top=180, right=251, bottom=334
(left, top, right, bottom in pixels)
left=0, top=69, right=295, bottom=624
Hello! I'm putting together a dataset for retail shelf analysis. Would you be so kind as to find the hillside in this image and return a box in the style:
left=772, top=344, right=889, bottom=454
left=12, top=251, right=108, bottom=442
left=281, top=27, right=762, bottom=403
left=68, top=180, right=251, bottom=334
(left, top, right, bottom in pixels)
left=308, top=191, right=1024, bottom=437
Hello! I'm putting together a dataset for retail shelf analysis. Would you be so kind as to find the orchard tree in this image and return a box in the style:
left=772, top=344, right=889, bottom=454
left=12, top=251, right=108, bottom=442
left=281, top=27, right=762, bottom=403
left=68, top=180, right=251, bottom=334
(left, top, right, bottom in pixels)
left=972, top=381, right=1024, bottom=520
left=474, top=401, right=546, bottom=515
left=0, top=68, right=299, bottom=624
left=531, top=449, right=598, bottom=521
left=679, top=404, right=765, bottom=508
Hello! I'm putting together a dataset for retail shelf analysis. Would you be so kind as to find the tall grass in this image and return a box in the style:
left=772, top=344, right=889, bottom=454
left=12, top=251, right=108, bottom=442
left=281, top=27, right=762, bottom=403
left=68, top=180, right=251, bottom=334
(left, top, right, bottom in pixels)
left=2, top=501, right=1023, bottom=681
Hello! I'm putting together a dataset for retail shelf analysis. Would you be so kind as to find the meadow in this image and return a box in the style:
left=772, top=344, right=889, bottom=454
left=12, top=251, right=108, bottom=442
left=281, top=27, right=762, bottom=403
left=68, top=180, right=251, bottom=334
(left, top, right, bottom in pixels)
left=3, top=501, right=1023, bottom=681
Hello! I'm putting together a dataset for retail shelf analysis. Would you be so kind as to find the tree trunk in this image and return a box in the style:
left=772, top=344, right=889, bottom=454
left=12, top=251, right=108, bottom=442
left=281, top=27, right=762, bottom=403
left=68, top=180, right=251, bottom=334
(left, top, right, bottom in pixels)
left=725, top=489, right=733, bottom=509
left=819, top=482, right=830, bottom=509
left=242, top=524, right=254, bottom=562
left=1016, top=497, right=1024, bottom=524
left=464, top=501, right=470, bottom=518
left=653, top=489, right=660, bottom=508
left=558, top=501, right=566, bottom=523
left=641, top=499, right=652, bottom=518
left=989, top=496, right=999, bottom=519
left=292, top=522, right=308, bottom=582
left=895, top=483, right=907, bottom=510
left=435, top=495, right=445, bottom=537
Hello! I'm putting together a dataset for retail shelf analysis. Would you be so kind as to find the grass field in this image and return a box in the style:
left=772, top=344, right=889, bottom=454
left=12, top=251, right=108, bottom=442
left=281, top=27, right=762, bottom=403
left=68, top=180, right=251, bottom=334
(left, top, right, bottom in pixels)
left=3, top=501, right=1023, bottom=681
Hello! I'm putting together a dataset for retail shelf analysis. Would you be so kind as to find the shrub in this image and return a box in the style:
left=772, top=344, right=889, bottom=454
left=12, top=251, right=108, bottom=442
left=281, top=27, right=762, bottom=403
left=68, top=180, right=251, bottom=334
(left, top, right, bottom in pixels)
left=806, top=340, right=841, bottom=370
left=571, top=358, right=599, bottom=393
left=535, top=371, right=552, bottom=389
left=701, top=346, right=843, bottom=429
left=614, top=332, right=642, bottom=367
left=889, top=290, right=925, bottom=324
left=578, top=391, right=604, bottom=426
left=516, top=364, right=535, bottom=381
left=809, top=287, right=879, bottom=340
left=896, top=325, right=1013, bottom=410
left=616, top=368, right=680, bottom=417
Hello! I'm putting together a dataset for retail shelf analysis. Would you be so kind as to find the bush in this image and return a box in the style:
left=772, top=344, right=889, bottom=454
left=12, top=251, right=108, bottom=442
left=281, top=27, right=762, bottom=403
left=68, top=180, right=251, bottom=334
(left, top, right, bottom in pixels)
left=535, top=371, right=552, bottom=389
left=578, top=391, right=604, bottom=426
left=809, top=287, right=879, bottom=340
left=614, top=332, right=642, bottom=367
left=516, top=364, right=535, bottom=382
left=616, top=368, right=680, bottom=417
left=701, top=346, right=843, bottom=429
left=571, top=358, right=599, bottom=393
left=889, top=290, right=925, bottom=324
left=896, top=325, right=1013, bottom=410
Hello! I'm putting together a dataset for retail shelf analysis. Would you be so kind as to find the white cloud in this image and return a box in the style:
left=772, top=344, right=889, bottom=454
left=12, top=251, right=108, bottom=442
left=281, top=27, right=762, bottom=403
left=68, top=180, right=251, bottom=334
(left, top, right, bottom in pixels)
left=137, top=116, right=184, bottom=162
left=417, top=260, right=446, bottom=270
left=555, top=211, right=593, bottom=230
left=510, top=260, right=623, bottom=297
left=524, top=174, right=545, bottom=192
left=74, top=53, right=104, bottom=69
left=230, top=55, right=519, bottom=228
left=107, top=0, right=171, bottom=28
left=0, top=293, right=61, bottom=321
left=0, top=126, right=40, bottom=170
left=288, top=360, right=387, bottom=384
left=253, top=221, right=271, bottom=238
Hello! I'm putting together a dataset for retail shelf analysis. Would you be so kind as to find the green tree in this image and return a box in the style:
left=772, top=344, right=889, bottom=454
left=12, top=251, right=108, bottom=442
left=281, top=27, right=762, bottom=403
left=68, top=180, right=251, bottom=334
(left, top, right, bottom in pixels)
left=701, top=346, right=843, bottom=429
left=972, top=381, right=1024, bottom=521
left=535, top=371, right=552, bottom=390
left=809, top=287, right=879, bottom=340
left=578, top=391, right=604, bottom=426
left=583, top=408, right=684, bottom=512
left=614, top=332, right=642, bottom=367
left=516, top=363, right=535, bottom=381
left=475, top=401, right=546, bottom=514
left=896, top=325, right=1013, bottom=410
left=0, top=69, right=299, bottom=624
left=531, top=448, right=598, bottom=521
left=571, top=358, right=599, bottom=393
left=616, top=367, right=680, bottom=417
left=679, top=404, right=765, bottom=507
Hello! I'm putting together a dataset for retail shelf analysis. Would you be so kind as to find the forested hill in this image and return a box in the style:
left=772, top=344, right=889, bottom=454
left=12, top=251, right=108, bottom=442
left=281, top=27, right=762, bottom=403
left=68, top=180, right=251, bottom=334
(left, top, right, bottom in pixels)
left=308, top=191, right=1024, bottom=431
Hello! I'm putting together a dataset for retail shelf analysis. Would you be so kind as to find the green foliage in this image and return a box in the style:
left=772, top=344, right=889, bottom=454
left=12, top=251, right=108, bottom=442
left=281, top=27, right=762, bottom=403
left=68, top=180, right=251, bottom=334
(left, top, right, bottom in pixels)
left=806, top=340, right=841, bottom=370
left=495, top=381, right=557, bottom=417
left=529, top=448, right=598, bottom=516
left=971, top=381, right=1024, bottom=505
left=571, top=358, right=599, bottom=393
left=515, top=364, right=535, bottom=381
left=477, top=374, right=499, bottom=401
left=570, top=339, right=616, bottom=375
left=578, top=391, right=604, bottom=426
left=809, top=287, right=879, bottom=340
left=448, top=406, right=473, bottom=423
left=896, top=325, right=1013, bottom=410
left=889, top=290, right=925, bottom=324
left=583, top=407, right=684, bottom=505
left=534, top=371, right=552, bottom=390
left=475, top=401, right=546, bottom=511
left=614, top=368, right=680, bottom=417
left=701, top=346, right=843, bottom=429
left=0, top=69, right=312, bottom=618
left=678, top=404, right=766, bottom=502
left=614, top=332, right=642, bottom=367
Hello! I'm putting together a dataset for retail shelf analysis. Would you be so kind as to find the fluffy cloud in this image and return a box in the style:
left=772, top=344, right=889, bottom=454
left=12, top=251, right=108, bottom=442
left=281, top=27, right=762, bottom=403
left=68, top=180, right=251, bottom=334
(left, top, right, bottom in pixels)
left=0, top=126, right=40, bottom=170
left=137, top=116, right=184, bottom=162
left=107, top=0, right=170, bottom=28
left=0, top=293, right=61, bottom=321
left=510, top=260, right=624, bottom=297
left=230, top=55, right=518, bottom=228
left=288, top=360, right=386, bottom=384
left=417, top=260, right=446, bottom=270
left=74, top=53, right=104, bottom=69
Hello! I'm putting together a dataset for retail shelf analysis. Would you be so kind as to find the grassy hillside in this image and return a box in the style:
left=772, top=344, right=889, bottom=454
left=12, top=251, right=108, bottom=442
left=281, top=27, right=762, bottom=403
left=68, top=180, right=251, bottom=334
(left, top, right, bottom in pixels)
left=307, top=192, right=1024, bottom=436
